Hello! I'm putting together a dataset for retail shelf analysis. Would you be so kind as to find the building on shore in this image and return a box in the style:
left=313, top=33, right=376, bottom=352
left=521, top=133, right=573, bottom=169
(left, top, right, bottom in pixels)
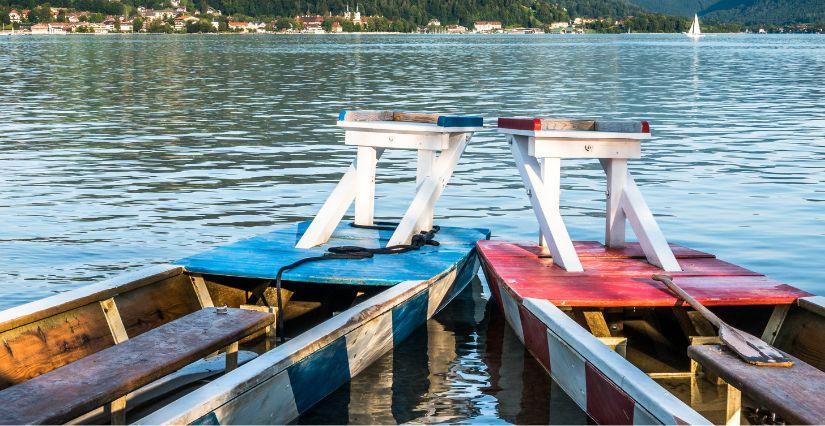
left=8, top=10, right=22, bottom=23
left=30, top=23, right=66, bottom=34
left=445, top=24, right=467, bottom=34
left=331, top=21, right=343, bottom=33
left=474, top=20, right=502, bottom=32
left=298, top=15, right=325, bottom=33
left=344, top=4, right=362, bottom=25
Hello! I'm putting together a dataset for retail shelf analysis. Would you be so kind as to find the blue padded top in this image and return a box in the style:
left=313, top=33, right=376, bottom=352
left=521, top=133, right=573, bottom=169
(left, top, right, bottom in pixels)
left=178, top=222, right=490, bottom=286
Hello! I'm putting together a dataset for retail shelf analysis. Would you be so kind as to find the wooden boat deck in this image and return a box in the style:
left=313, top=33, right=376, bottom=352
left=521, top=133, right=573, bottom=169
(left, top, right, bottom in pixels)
left=180, top=221, right=490, bottom=286
left=477, top=240, right=811, bottom=307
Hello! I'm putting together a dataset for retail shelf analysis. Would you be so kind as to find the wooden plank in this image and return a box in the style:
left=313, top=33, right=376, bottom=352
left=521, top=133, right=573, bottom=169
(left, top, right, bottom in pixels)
left=295, top=149, right=385, bottom=249
left=509, top=134, right=583, bottom=271
left=388, top=133, right=469, bottom=246
left=602, top=158, right=627, bottom=248
left=106, top=396, right=127, bottom=425
left=339, top=110, right=393, bottom=122
left=115, top=273, right=202, bottom=339
left=100, top=298, right=129, bottom=344
left=344, top=130, right=449, bottom=150
left=725, top=384, right=741, bottom=426
left=0, top=302, right=115, bottom=389
left=530, top=139, right=641, bottom=158
left=225, top=341, right=239, bottom=373
left=598, top=336, right=627, bottom=358
left=0, top=308, right=274, bottom=425
left=799, top=296, right=825, bottom=317
left=392, top=111, right=439, bottom=124
left=688, top=345, right=825, bottom=425
left=0, top=264, right=183, bottom=333
left=579, top=309, right=611, bottom=337
left=190, top=275, right=214, bottom=308
left=760, top=304, right=790, bottom=344
left=773, top=306, right=825, bottom=371
left=476, top=240, right=808, bottom=308
left=616, top=173, right=681, bottom=271
left=354, top=146, right=378, bottom=226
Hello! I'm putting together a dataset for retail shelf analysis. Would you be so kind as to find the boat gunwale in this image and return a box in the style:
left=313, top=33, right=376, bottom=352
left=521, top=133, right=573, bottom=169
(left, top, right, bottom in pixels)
left=0, top=264, right=184, bottom=333
left=136, top=253, right=472, bottom=424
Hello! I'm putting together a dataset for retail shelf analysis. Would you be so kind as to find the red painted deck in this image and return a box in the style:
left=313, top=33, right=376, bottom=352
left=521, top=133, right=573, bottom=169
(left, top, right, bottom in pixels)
left=477, top=240, right=810, bottom=307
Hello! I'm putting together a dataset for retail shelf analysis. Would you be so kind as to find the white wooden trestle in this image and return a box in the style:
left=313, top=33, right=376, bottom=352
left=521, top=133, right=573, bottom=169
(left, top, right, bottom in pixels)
left=499, top=127, right=681, bottom=272
left=296, top=120, right=483, bottom=249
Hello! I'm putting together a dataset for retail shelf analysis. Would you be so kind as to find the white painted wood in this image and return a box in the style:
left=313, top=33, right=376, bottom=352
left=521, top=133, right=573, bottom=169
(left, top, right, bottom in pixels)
left=345, top=130, right=450, bottom=151
left=338, top=120, right=484, bottom=134
left=509, top=135, right=583, bottom=272
left=99, top=297, right=129, bottom=344
left=295, top=149, right=385, bottom=249
left=530, top=139, right=641, bottom=159
left=190, top=275, right=214, bottom=308
left=524, top=297, right=710, bottom=425
left=547, top=328, right=588, bottom=409
left=415, top=149, right=437, bottom=232
left=498, top=127, right=651, bottom=140
left=499, top=285, right=525, bottom=343
left=632, top=404, right=660, bottom=425
left=538, top=157, right=560, bottom=254
left=209, top=370, right=300, bottom=425
left=602, top=158, right=628, bottom=248
left=354, top=146, right=378, bottom=226
left=799, top=296, right=825, bottom=317
left=344, top=313, right=393, bottom=378
left=0, top=264, right=182, bottom=332
left=618, top=174, right=681, bottom=271
left=760, top=304, right=790, bottom=344
left=427, top=267, right=457, bottom=318
left=388, top=133, right=469, bottom=246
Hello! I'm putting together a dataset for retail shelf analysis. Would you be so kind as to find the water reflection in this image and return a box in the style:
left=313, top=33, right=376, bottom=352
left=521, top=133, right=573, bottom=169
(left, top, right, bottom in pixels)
left=297, top=278, right=587, bottom=424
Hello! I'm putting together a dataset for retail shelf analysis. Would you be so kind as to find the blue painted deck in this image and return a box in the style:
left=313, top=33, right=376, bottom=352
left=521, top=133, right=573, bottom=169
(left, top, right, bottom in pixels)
left=178, top=222, right=490, bottom=286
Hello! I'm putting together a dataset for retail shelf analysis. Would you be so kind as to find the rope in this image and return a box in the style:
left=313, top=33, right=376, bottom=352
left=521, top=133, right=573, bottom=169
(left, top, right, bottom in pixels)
left=248, top=222, right=441, bottom=343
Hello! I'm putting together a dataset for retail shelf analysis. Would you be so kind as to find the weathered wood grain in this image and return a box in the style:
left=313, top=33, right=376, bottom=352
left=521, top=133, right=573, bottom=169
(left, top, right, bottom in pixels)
left=115, top=273, right=201, bottom=338
left=0, top=308, right=274, bottom=425
left=688, top=345, right=825, bottom=425
left=0, top=303, right=115, bottom=389
left=392, top=111, right=440, bottom=124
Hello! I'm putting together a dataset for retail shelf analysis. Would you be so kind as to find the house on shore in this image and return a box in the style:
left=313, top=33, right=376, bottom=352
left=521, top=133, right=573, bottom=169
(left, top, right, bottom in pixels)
left=474, top=20, right=502, bottom=32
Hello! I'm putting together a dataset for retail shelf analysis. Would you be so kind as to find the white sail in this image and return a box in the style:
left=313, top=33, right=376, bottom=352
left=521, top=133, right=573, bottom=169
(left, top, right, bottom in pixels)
left=685, top=14, right=703, bottom=38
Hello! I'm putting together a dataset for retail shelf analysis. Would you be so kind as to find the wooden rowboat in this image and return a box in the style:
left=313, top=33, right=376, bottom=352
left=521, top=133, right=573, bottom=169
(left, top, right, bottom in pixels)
left=0, top=111, right=489, bottom=424
left=479, top=117, right=825, bottom=425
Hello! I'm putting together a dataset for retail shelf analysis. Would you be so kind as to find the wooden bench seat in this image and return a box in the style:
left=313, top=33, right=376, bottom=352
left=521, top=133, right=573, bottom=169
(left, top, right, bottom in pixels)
left=0, top=307, right=274, bottom=425
left=688, top=344, right=825, bottom=425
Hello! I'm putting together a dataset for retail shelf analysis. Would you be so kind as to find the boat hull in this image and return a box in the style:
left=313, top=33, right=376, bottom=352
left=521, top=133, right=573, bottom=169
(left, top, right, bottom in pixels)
left=137, top=250, right=481, bottom=424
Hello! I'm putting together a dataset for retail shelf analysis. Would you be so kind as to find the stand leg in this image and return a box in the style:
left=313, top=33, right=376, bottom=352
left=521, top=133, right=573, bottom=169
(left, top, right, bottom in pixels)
left=415, top=149, right=436, bottom=232
left=389, top=133, right=470, bottom=246
left=355, top=146, right=378, bottom=226
left=296, top=148, right=386, bottom=248
left=601, top=158, right=627, bottom=248
left=539, top=158, right=560, bottom=256
left=510, top=135, right=582, bottom=272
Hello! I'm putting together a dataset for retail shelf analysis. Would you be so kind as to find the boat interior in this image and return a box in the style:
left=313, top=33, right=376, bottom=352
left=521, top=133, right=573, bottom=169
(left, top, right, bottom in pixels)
left=559, top=293, right=825, bottom=424
left=0, top=265, right=385, bottom=424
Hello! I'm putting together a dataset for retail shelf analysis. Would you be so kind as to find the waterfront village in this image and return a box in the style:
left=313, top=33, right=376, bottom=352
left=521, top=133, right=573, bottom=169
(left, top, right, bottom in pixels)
left=0, top=3, right=660, bottom=35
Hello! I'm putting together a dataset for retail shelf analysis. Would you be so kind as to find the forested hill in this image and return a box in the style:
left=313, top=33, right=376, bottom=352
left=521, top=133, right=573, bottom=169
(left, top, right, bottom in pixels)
left=0, top=0, right=648, bottom=26
left=628, top=0, right=823, bottom=24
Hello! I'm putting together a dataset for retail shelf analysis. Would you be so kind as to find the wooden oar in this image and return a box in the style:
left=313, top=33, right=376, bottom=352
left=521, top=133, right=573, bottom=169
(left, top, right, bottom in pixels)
left=652, top=274, right=793, bottom=367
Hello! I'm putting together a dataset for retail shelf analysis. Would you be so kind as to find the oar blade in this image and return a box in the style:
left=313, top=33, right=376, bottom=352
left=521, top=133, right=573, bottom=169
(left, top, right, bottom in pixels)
left=719, top=324, right=793, bottom=367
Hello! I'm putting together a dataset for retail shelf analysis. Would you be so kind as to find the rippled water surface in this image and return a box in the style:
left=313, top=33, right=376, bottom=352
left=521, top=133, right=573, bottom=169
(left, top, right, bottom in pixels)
left=1, top=34, right=823, bottom=423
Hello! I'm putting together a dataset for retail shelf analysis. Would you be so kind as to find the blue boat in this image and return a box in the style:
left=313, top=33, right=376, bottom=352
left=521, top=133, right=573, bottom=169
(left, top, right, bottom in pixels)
left=0, top=111, right=489, bottom=425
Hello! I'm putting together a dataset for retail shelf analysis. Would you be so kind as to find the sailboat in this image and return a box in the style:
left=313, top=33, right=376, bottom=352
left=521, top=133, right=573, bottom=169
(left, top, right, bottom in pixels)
left=684, top=13, right=703, bottom=38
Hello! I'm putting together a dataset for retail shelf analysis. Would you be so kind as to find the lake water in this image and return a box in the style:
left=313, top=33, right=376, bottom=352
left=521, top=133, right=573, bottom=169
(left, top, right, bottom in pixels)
left=1, top=34, right=823, bottom=423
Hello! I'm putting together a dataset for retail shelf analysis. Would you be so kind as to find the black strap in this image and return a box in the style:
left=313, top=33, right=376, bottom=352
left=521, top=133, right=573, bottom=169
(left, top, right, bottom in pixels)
left=248, top=222, right=440, bottom=343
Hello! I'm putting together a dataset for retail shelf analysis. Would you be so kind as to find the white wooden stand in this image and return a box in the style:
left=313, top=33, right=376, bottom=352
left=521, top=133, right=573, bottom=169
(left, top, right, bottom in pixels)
left=296, top=120, right=483, bottom=249
left=498, top=125, right=681, bottom=272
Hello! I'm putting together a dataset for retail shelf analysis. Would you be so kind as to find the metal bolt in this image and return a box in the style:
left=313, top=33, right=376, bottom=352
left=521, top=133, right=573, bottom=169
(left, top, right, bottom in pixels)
left=216, top=305, right=228, bottom=314
left=585, top=145, right=593, bottom=151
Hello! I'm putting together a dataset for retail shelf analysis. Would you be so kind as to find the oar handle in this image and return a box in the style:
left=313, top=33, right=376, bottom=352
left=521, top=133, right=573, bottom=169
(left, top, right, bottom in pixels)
left=652, top=274, right=723, bottom=328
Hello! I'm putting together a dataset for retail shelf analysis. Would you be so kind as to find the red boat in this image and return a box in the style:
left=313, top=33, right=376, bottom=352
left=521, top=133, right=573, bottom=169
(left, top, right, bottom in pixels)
left=479, top=117, right=825, bottom=425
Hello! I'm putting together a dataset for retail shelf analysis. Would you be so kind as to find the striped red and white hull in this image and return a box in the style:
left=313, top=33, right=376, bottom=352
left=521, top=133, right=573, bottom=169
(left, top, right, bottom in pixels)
left=481, top=253, right=710, bottom=425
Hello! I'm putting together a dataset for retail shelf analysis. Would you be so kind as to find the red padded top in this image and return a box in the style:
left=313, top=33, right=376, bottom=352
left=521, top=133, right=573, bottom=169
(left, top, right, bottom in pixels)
left=477, top=240, right=810, bottom=307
